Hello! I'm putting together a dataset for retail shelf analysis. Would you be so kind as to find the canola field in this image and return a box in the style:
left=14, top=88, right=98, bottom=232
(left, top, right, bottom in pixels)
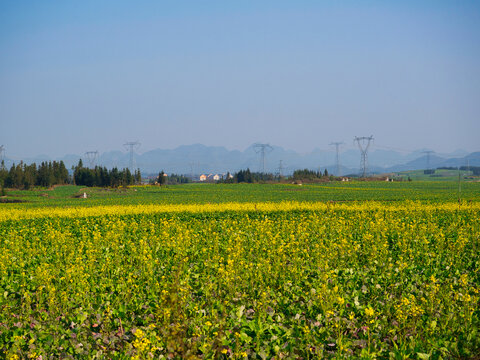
left=1, top=183, right=480, bottom=359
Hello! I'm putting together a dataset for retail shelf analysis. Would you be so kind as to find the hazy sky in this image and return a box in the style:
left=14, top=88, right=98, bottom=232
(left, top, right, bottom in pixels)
left=1, top=0, right=479, bottom=159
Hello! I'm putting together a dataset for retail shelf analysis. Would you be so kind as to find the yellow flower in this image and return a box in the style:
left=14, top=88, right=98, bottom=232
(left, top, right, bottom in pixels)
left=365, top=307, right=374, bottom=317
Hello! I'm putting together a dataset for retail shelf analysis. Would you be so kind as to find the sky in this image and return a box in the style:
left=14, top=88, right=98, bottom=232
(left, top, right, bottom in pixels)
left=1, top=0, right=479, bottom=159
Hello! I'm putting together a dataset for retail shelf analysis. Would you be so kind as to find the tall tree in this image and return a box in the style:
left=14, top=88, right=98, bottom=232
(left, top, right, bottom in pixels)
left=158, top=171, right=166, bottom=185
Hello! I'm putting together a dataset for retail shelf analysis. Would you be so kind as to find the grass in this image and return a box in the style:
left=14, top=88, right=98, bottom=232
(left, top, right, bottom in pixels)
left=2, top=179, right=480, bottom=208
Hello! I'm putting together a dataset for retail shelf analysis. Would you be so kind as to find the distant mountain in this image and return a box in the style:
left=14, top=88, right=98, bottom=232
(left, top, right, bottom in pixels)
left=438, top=152, right=480, bottom=168
left=386, top=154, right=446, bottom=172
left=3, top=145, right=478, bottom=176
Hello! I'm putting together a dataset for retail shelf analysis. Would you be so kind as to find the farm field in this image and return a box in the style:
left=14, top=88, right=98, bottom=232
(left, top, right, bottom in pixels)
left=1, top=182, right=480, bottom=359
left=3, top=180, right=480, bottom=207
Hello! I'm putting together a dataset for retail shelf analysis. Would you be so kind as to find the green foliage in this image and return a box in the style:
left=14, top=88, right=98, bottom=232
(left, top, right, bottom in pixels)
left=166, top=173, right=190, bottom=184
left=0, top=161, right=69, bottom=189
left=292, top=168, right=326, bottom=181
left=222, top=169, right=277, bottom=183
left=73, top=160, right=137, bottom=187
left=0, top=205, right=479, bottom=358
left=157, top=171, right=166, bottom=185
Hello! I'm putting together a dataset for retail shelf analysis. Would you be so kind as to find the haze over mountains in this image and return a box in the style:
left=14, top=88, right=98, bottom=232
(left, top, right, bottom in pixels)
left=3, top=145, right=479, bottom=176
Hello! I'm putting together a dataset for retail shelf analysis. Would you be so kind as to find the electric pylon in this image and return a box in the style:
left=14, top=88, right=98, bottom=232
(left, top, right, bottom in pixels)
left=124, top=141, right=140, bottom=172
left=354, top=136, right=374, bottom=177
left=85, top=151, right=99, bottom=169
left=422, top=150, right=434, bottom=170
left=189, top=162, right=195, bottom=181
left=330, top=142, right=344, bottom=176
left=277, top=160, right=284, bottom=177
left=253, top=143, right=273, bottom=173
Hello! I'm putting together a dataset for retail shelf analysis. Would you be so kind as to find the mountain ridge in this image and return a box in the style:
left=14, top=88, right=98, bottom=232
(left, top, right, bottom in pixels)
left=2, top=145, right=479, bottom=176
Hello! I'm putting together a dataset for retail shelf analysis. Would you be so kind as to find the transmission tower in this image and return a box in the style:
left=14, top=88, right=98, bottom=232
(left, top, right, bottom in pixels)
left=330, top=142, right=344, bottom=176
left=422, top=150, right=434, bottom=170
left=85, top=151, right=99, bottom=169
left=277, top=160, right=284, bottom=177
left=354, top=136, right=374, bottom=177
left=124, top=141, right=140, bottom=171
left=0, top=145, right=5, bottom=169
left=189, top=162, right=195, bottom=180
left=254, top=143, right=273, bottom=173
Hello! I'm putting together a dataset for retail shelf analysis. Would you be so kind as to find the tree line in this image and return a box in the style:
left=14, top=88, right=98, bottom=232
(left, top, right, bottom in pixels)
left=73, top=160, right=140, bottom=187
left=221, top=169, right=279, bottom=183
left=218, top=168, right=334, bottom=183
left=292, top=168, right=330, bottom=180
left=153, top=171, right=190, bottom=185
left=0, top=160, right=69, bottom=189
left=0, top=159, right=141, bottom=190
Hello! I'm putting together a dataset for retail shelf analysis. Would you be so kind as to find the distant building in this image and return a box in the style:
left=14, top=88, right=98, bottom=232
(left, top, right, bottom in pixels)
left=199, top=174, right=207, bottom=181
left=213, top=174, right=220, bottom=181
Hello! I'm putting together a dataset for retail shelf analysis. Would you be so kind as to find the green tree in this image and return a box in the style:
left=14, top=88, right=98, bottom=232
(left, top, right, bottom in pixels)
left=158, top=171, right=166, bottom=185
left=135, top=168, right=141, bottom=184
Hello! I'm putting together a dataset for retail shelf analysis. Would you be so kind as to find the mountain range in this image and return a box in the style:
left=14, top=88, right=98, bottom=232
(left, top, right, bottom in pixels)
left=3, top=145, right=479, bottom=176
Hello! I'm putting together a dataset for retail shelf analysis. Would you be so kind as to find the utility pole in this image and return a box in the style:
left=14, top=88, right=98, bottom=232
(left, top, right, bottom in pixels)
left=354, top=136, right=374, bottom=177
left=124, top=141, right=140, bottom=172
left=85, top=151, right=99, bottom=169
left=330, top=142, right=344, bottom=176
left=254, top=143, right=273, bottom=173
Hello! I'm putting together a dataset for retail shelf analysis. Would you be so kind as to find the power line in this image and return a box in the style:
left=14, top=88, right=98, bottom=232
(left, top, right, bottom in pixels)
left=124, top=141, right=140, bottom=172
left=253, top=143, right=273, bottom=173
left=329, top=142, right=344, bottom=176
left=354, top=136, right=374, bottom=177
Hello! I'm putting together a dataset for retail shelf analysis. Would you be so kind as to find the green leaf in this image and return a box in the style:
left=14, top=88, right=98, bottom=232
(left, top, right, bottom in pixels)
left=417, top=353, right=430, bottom=360
left=240, top=332, right=251, bottom=343
left=237, top=305, right=245, bottom=319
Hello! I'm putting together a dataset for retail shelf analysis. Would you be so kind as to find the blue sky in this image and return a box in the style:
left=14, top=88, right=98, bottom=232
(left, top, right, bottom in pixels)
left=1, top=1, right=479, bottom=158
